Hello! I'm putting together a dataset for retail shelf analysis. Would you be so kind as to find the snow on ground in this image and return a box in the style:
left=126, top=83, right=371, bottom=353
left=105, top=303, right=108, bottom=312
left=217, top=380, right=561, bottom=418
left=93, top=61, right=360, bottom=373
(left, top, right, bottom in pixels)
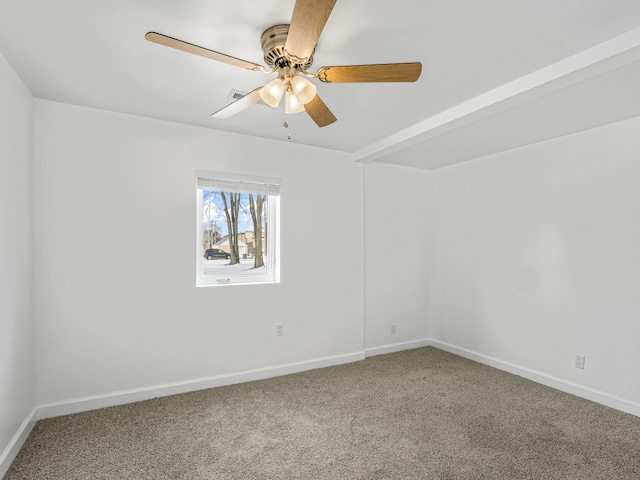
left=202, top=258, right=267, bottom=279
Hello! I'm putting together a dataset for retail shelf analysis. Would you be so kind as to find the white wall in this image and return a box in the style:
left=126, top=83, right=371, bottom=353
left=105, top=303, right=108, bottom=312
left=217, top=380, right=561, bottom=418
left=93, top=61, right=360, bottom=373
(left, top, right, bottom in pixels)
left=0, top=52, right=35, bottom=471
left=363, top=162, right=431, bottom=353
left=34, top=100, right=363, bottom=408
left=4, top=60, right=640, bottom=474
left=427, top=116, right=640, bottom=408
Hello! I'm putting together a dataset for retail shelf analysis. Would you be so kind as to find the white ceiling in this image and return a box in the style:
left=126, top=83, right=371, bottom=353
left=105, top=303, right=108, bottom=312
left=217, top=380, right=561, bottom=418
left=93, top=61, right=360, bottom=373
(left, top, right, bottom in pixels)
left=2, top=0, right=640, bottom=169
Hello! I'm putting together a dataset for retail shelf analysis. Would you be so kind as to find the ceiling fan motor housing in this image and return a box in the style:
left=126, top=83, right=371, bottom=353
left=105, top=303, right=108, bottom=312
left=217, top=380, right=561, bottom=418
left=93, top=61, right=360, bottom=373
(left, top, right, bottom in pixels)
left=261, top=24, right=313, bottom=69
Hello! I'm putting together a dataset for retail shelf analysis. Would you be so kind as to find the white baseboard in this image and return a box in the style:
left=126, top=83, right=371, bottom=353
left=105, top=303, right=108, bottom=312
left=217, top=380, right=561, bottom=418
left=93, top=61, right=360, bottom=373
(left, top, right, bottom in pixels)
left=364, top=338, right=640, bottom=417
left=2, top=352, right=365, bottom=474
left=430, top=339, right=640, bottom=418
left=0, top=408, right=37, bottom=478
left=4, top=340, right=638, bottom=476
left=364, top=338, right=432, bottom=357
left=37, top=351, right=366, bottom=419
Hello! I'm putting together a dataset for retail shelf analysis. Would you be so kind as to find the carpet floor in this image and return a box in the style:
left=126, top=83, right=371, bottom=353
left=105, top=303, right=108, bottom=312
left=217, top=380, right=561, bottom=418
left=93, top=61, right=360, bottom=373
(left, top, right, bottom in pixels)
left=5, top=347, right=640, bottom=479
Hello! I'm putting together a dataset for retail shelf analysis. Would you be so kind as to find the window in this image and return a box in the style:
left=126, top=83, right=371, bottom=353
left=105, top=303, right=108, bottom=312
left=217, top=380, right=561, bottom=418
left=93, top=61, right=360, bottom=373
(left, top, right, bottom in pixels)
left=196, top=171, right=280, bottom=286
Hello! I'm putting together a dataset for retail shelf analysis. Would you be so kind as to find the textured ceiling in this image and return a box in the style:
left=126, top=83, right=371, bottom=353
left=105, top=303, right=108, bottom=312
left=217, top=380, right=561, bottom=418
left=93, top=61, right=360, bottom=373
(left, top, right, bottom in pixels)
left=1, top=0, right=640, bottom=169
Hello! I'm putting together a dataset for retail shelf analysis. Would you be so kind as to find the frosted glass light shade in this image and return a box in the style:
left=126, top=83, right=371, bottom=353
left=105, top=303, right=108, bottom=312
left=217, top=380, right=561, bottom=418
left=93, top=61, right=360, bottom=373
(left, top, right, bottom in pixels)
left=259, top=78, right=284, bottom=107
left=290, top=75, right=317, bottom=104
left=284, top=89, right=305, bottom=114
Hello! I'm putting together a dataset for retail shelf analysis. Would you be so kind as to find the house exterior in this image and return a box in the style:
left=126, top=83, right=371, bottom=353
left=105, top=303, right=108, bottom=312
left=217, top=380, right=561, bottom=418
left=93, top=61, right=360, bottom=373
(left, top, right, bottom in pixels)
left=214, top=236, right=248, bottom=257
left=238, top=231, right=266, bottom=257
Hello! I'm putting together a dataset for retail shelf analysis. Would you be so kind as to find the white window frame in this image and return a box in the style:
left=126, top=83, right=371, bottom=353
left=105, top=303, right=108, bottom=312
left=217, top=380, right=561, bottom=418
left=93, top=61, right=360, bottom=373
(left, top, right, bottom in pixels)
left=196, top=170, right=280, bottom=287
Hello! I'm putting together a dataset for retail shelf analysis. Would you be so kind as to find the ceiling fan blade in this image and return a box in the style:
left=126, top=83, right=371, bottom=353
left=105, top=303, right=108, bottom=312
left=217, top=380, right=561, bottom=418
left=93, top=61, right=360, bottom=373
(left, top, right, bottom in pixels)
left=284, top=0, right=337, bottom=65
left=211, top=87, right=263, bottom=119
left=304, top=94, right=337, bottom=127
left=145, top=32, right=264, bottom=72
left=316, top=63, right=422, bottom=83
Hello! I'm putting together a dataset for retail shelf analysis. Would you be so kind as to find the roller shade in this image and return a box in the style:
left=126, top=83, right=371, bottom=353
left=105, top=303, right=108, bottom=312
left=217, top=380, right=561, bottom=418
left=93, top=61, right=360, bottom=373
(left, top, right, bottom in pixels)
left=197, top=171, right=280, bottom=196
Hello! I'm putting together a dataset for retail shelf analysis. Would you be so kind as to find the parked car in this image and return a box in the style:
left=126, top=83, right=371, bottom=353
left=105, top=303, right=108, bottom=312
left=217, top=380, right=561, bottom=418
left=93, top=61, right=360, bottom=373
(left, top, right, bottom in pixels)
left=204, top=248, right=230, bottom=260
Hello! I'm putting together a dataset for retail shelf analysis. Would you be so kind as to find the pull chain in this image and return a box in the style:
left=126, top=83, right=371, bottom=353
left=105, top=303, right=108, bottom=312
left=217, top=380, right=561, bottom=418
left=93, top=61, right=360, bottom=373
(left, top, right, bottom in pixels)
left=283, top=121, right=291, bottom=140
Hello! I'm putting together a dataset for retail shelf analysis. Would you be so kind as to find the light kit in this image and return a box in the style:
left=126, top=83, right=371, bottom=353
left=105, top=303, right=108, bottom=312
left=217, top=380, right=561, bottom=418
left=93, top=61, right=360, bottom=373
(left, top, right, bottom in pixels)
left=258, top=68, right=317, bottom=114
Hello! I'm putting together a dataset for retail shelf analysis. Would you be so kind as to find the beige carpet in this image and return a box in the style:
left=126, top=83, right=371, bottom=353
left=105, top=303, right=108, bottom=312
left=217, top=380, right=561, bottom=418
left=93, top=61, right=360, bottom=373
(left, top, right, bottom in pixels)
left=5, top=347, right=640, bottom=479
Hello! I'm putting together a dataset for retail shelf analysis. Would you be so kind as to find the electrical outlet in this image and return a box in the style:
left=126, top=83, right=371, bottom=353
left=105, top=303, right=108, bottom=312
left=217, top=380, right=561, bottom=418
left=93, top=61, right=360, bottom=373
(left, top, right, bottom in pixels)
left=275, top=323, right=284, bottom=337
left=574, top=353, right=585, bottom=369
left=391, top=323, right=397, bottom=335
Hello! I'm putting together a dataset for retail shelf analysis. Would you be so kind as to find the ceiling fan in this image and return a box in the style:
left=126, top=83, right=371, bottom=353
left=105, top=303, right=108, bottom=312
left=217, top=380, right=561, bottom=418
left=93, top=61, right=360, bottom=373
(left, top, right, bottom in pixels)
left=145, top=0, right=422, bottom=128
